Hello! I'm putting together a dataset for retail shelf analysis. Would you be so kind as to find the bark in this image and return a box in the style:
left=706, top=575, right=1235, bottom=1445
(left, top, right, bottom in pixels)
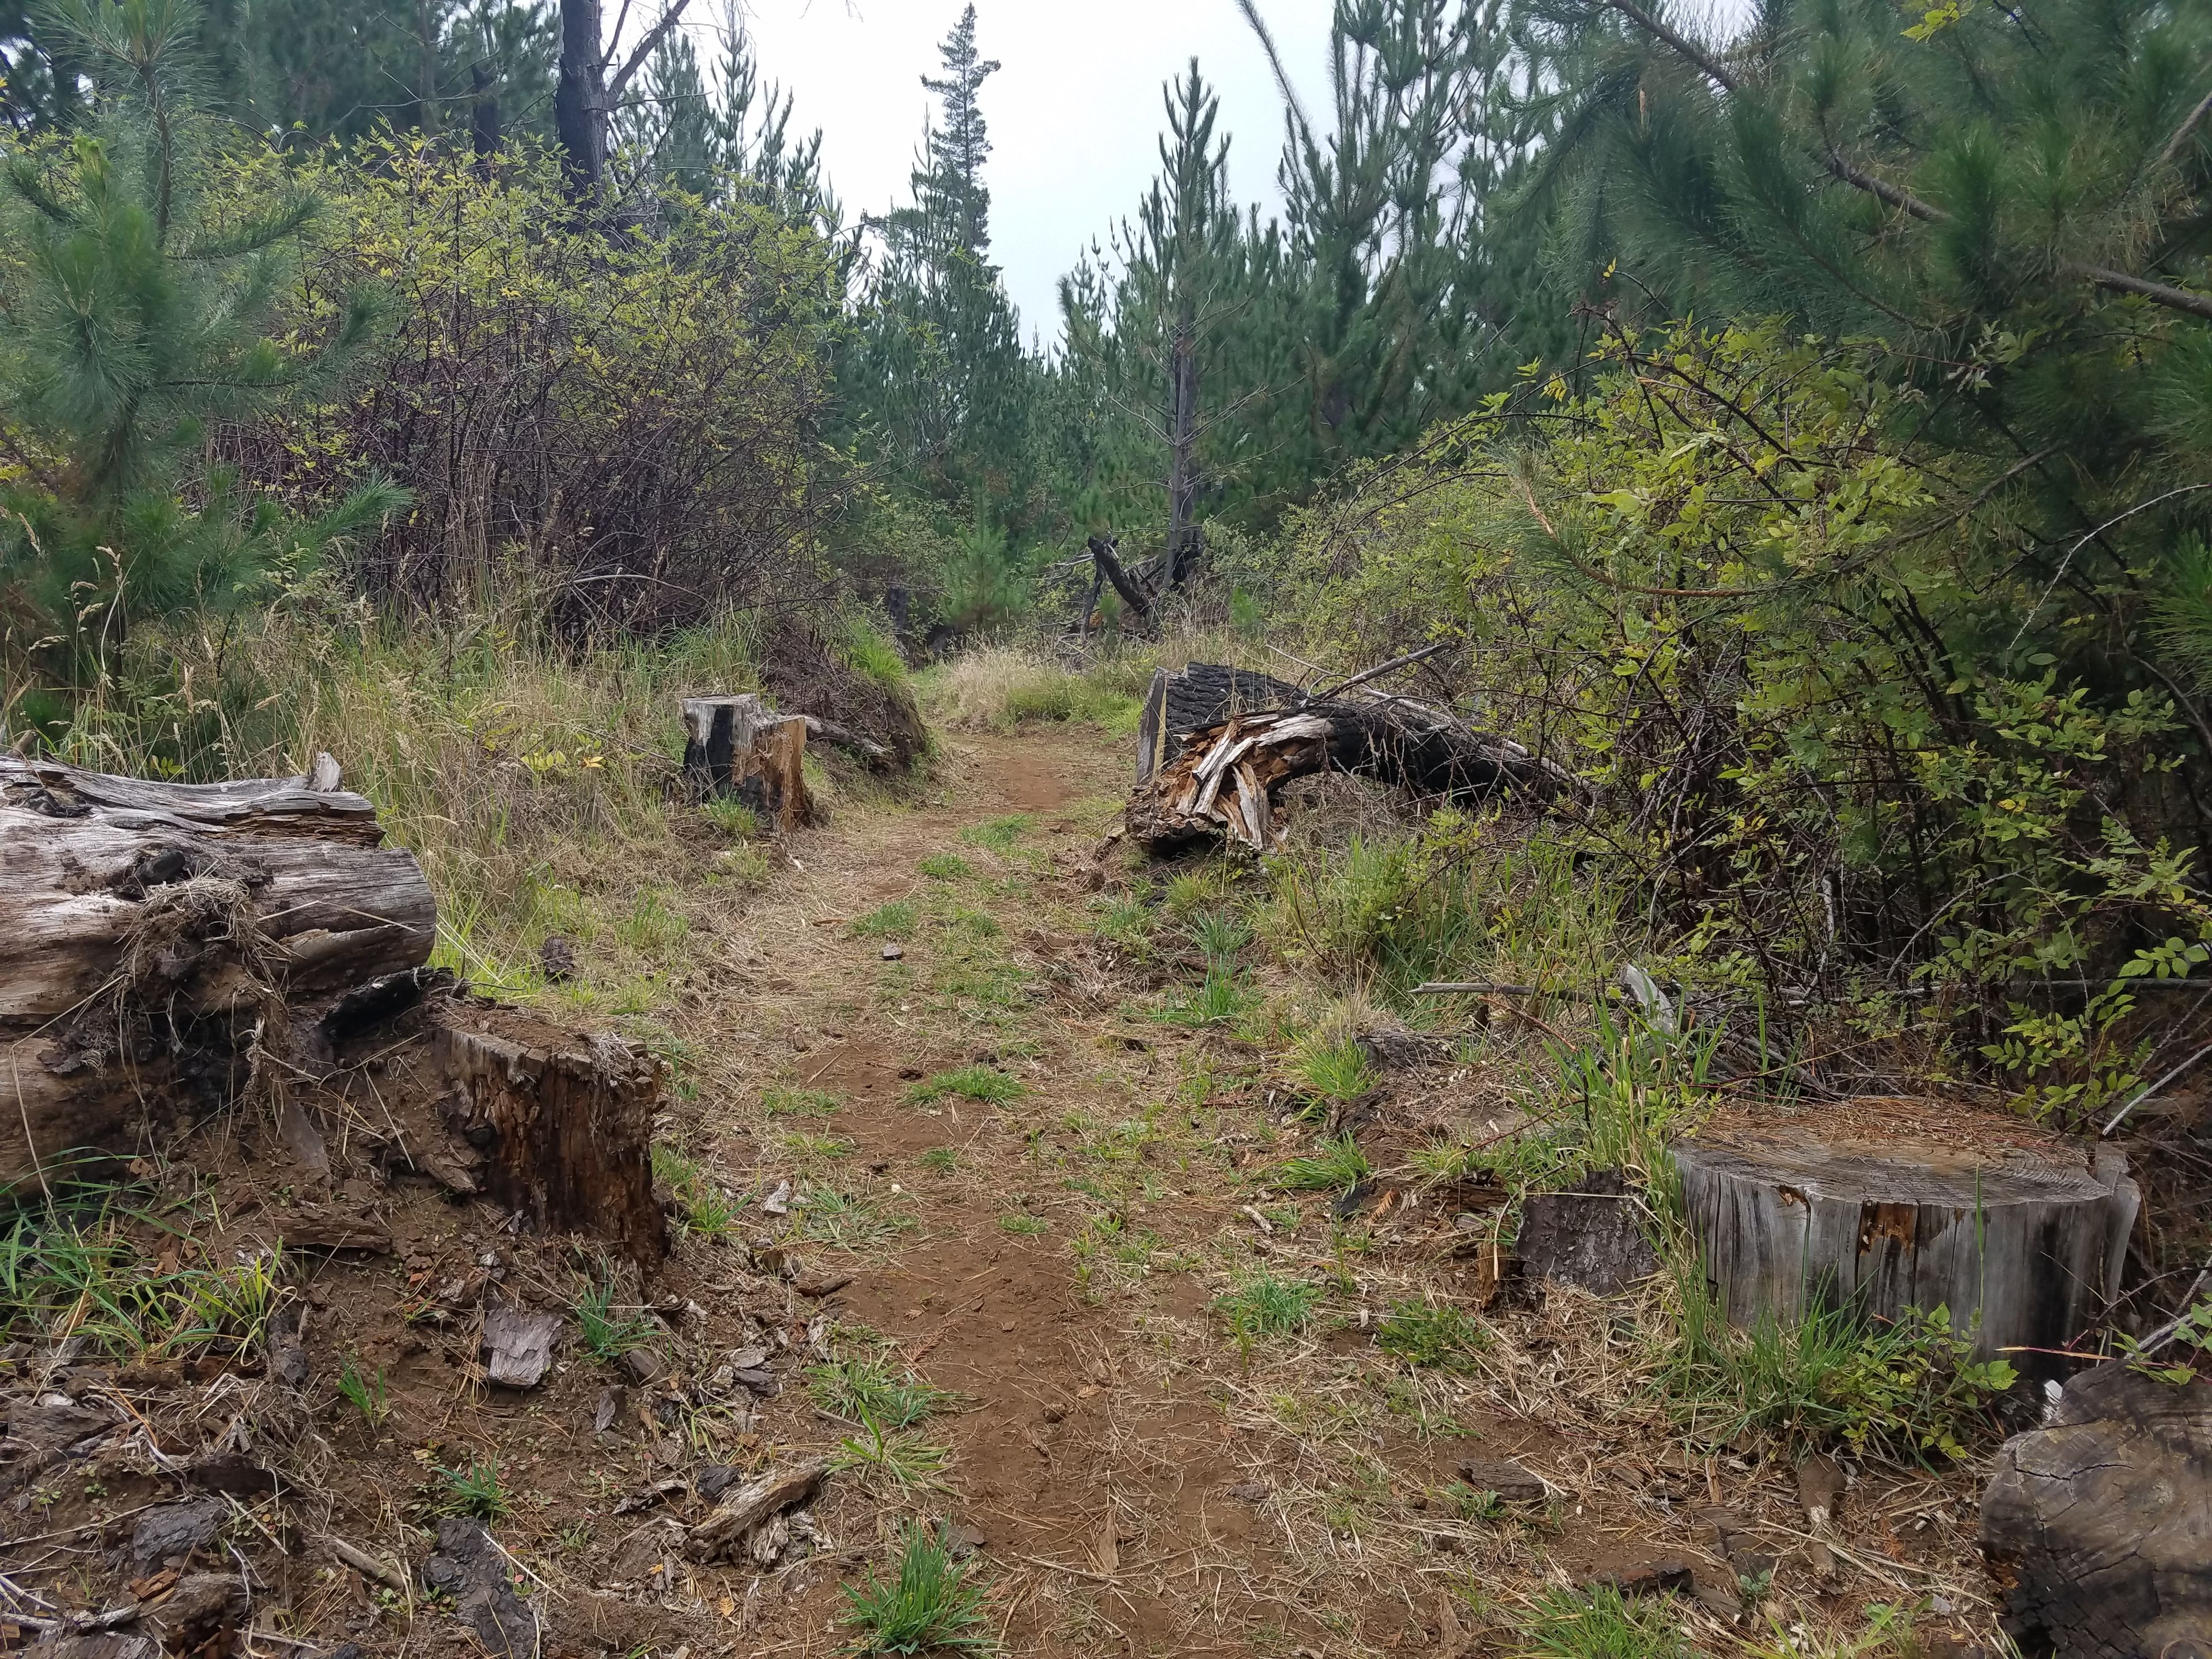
left=1128, top=696, right=1559, bottom=851
left=0, top=755, right=434, bottom=1191
left=1516, top=1169, right=1658, bottom=1295
left=471, top=62, right=501, bottom=171
left=1164, top=303, right=1200, bottom=589
left=1673, top=1123, right=2139, bottom=1371
left=1979, top=1361, right=2212, bottom=1659
left=681, top=694, right=809, bottom=831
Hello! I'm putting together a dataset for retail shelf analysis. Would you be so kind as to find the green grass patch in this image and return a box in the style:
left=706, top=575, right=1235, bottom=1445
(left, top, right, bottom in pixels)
left=839, top=1524, right=993, bottom=1655
left=763, top=1085, right=842, bottom=1117
left=574, top=1263, right=657, bottom=1361
left=853, top=902, right=919, bottom=938
left=1375, top=1296, right=1490, bottom=1370
left=1278, top=1136, right=1372, bottom=1192
left=1213, top=1274, right=1323, bottom=1338
left=918, top=852, right=972, bottom=880
left=1517, top=1584, right=1688, bottom=1659
left=919, top=1146, right=959, bottom=1174
left=652, top=1145, right=747, bottom=1240
left=809, top=1343, right=959, bottom=1428
left=959, top=815, right=1033, bottom=853
left=1293, top=1036, right=1378, bottom=1103
left=435, top=1456, right=510, bottom=1520
left=904, top=1065, right=1025, bottom=1105
left=998, top=1213, right=1049, bottom=1236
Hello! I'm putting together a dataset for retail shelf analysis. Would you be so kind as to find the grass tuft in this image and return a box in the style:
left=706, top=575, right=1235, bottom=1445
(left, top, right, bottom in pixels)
left=839, top=1523, right=994, bottom=1654
left=1516, top=1583, right=1688, bottom=1659
left=1375, top=1296, right=1490, bottom=1370
left=1213, top=1273, right=1322, bottom=1338
left=853, top=902, right=919, bottom=938
left=435, top=1456, right=510, bottom=1520
left=1277, top=1136, right=1372, bottom=1192
left=574, top=1263, right=657, bottom=1361
left=904, top=1065, right=1025, bottom=1105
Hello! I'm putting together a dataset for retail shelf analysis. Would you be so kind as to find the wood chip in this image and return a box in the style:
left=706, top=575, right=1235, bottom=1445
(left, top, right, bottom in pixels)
left=481, top=1307, right=561, bottom=1389
left=684, top=1460, right=828, bottom=1562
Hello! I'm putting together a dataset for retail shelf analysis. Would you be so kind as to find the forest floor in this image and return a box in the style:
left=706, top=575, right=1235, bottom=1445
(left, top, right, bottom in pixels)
left=4, top=722, right=2003, bottom=1659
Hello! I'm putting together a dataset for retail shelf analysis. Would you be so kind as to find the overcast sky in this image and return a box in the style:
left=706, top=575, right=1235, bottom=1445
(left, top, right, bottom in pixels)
left=689, top=0, right=1339, bottom=347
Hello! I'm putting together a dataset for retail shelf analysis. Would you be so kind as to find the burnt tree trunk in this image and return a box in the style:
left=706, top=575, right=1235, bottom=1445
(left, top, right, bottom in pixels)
left=681, top=695, right=809, bottom=831
left=555, top=0, right=606, bottom=195
left=1130, top=700, right=1558, bottom=851
left=1088, top=535, right=1153, bottom=626
left=431, top=1014, right=665, bottom=1267
left=1980, top=1361, right=2212, bottom=1659
left=1135, top=663, right=1304, bottom=784
left=1673, top=1120, right=2138, bottom=1370
left=0, top=756, right=435, bottom=1191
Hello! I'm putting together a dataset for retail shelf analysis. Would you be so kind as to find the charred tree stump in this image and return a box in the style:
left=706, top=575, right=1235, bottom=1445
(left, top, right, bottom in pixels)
left=1136, top=663, right=1305, bottom=783
left=1980, top=1360, right=2212, bottom=1659
left=681, top=695, right=808, bottom=831
left=430, top=1013, right=666, bottom=1267
left=1, top=755, right=434, bottom=1191
left=1673, top=1118, right=2138, bottom=1369
left=1130, top=699, right=1557, bottom=852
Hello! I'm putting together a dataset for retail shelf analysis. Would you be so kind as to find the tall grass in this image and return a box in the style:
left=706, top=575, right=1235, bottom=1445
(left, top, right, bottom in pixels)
left=1262, top=820, right=1624, bottom=1006
left=39, top=605, right=764, bottom=986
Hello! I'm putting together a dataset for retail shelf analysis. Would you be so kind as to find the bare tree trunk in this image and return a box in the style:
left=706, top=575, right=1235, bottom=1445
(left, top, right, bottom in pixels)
left=1088, top=535, right=1153, bottom=626
left=416, top=0, right=441, bottom=134
left=1164, top=298, right=1200, bottom=589
left=470, top=62, right=501, bottom=171
left=556, top=0, right=607, bottom=195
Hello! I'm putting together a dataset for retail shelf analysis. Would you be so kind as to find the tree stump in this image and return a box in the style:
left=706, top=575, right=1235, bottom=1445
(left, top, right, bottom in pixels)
left=430, top=1012, right=666, bottom=1267
left=1979, top=1359, right=2212, bottom=1659
left=681, top=695, right=808, bottom=831
left=1, top=754, right=434, bottom=1191
left=1516, top=1169, right=1659, bottom=1294
left=1673, top=1109, right=2138, bottom=1367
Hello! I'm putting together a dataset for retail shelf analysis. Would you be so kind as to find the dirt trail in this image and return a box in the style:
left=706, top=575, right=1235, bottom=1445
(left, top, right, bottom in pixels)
left=55, top=723, right=1990, bottom=1659
left=634, top=726, right=1991, bottom=1658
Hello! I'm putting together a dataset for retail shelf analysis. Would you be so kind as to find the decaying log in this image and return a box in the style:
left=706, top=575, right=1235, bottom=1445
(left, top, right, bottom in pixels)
left=430, top=1013, right=666, bottom=1267
left=1128, top=699, right=1556, bottom=852
left=681, top=695, right=808, bottom=831
left=1979, top=1360, right=2212, bottom=1659
left=1088, top=534, right=1154, bottom=624
left=1136, top=663, right=1305, bottom=783
left=1673, top=1116, right=2138, bottom=1368
left=1, top=754, right=434, bottom=1191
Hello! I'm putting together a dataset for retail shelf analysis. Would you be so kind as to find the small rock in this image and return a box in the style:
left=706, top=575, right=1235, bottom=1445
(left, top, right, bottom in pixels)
left=762, top=1180, right=792, bottom=1217
left=621, top=1348, right=668, bottom=1387
left=1224, top=1480, right=1270, bottom=1504
left=422, top=1517, right=536, bottom=1657
left=731, top=1368, right=781, bottom=1395
left=947, top=1521, right=986, bottom=1556
left=593, top=1384, right=627, bottom=1435
left=728, top=1345, right=770, bottom=1371
left=1796, top=1452, right=1845, bottom=1527
left=1456, top=1459, right=1548, bottom=1504
left=696, top=1464, right=740, bottom=1503
left=793, top=1268, right=854, bottom=1298
left=130, top=1496, right=225, bottom=1572
left=1805, top=1540, right=1838, bottom=1581
left=482, top=1307, right=561, bottom=1390
left=882, top=944, right=904, bottom=961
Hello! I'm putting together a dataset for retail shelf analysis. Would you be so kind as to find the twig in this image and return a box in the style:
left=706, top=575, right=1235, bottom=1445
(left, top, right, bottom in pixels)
left=2101, top=1039, right=2212, bottom=1137
left=324, top=1535, right=410, bottom=1594
left=1302, top=642, right=1450, bottom=705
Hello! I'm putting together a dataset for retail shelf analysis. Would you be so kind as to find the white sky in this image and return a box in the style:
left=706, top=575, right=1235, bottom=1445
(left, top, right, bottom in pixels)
left=688, top=0, right=1339, bottom=347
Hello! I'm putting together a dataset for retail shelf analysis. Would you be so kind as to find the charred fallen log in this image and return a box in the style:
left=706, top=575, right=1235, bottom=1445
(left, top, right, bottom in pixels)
left=1127, top=699, right=1559, bottom=852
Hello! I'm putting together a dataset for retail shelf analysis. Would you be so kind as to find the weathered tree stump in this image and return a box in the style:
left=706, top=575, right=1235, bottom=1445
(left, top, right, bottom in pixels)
left=430, top=1013, right=666, bottom=1266
left=680, top=694, right=808, bottom=831
left=0, top=755, right=435, bottom=1191
left=1673, top=1112, right=2138, bottom=1366
left=1980, top=1359, right=2212, bottom=1659
left=1516, top=1169, right=1659, bottom=1294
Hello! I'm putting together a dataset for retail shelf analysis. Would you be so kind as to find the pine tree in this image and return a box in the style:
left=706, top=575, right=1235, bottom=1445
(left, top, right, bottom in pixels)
left=843, top=4, right=1034, bottom=525
left=1517, top=0, right=2212, bottom=699
left=0, top=0, right=402, bottom=711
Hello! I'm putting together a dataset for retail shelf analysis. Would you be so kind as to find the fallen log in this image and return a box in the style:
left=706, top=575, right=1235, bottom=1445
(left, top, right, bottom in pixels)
left=1979, top=1360, right=2211, bottom=1659
left=681, top=694, right=808, bottom=831
left=1127, top=699, right=1557, bottom=852
left=0, top=754, right=435, bottom=1191
left=1673, top=1109, right=2138, bottom=1370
